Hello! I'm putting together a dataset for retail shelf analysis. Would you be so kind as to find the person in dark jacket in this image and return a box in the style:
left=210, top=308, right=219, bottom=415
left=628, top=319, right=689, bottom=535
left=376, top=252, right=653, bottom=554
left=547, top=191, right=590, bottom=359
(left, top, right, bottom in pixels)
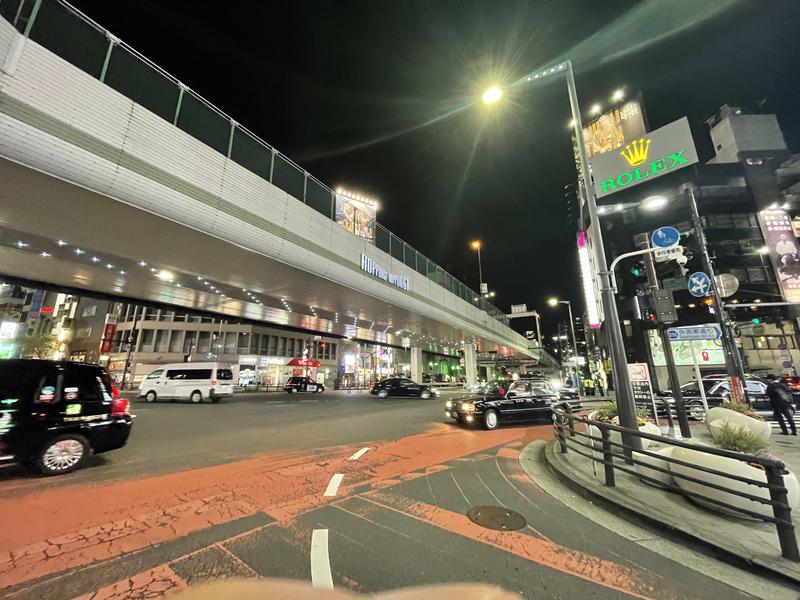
left=766, top=374, right=797, bottom=435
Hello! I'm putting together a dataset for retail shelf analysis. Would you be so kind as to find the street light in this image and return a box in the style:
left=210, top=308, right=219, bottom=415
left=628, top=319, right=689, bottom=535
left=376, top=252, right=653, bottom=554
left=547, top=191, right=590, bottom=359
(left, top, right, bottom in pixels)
left=642, top=195, right=668, bottom=211
left=611, top=88, right=625, bottom=102
left=482, top=86, right=503, bottom=105
left=470, top=240, right=484, bottom=294
left=547, top=298, right=581, bottom=382
left=481, top=60, right=638, bottom=438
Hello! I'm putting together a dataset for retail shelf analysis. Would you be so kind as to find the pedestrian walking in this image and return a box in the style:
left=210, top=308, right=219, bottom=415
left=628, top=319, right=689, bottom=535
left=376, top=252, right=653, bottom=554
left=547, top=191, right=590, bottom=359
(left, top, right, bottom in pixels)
left=766, top=374, right=797, bottom=435
left=595, top=374, right=605, bottom=397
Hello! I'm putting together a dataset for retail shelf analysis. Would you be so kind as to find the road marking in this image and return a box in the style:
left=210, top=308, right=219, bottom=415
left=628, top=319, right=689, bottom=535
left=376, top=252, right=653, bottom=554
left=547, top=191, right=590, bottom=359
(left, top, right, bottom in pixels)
left=323, top=473, right=344, bottom=497
left=348, top=447, right=370, bottom=461
left=310, top=528, right=334, bottom=589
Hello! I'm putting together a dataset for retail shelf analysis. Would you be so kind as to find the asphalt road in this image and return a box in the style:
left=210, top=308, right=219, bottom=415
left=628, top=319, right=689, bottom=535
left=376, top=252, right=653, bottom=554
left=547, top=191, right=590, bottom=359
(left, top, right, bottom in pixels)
left=0, top=390, right=794, bottom=599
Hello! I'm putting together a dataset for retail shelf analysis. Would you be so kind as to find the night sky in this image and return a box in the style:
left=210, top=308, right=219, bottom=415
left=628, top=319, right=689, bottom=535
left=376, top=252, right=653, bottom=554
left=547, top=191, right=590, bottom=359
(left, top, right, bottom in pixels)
left=70, top=0, right=800, bottom=338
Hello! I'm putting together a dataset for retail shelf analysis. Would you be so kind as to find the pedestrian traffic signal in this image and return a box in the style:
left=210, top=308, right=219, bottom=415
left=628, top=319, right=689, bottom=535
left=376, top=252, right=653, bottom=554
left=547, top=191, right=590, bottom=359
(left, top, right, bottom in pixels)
left=751, top=317, right=761, bottom=325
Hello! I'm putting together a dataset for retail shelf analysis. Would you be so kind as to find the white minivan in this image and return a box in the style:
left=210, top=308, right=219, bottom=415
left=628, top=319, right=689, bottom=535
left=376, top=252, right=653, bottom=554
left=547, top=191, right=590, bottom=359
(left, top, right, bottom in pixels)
left=138, top=363, right=234, bottom=403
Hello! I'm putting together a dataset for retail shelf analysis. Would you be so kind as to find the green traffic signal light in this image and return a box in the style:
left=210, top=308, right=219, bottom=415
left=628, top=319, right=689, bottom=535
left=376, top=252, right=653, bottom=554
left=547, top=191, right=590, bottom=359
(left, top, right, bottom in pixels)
left=752, top=318, right=761, bottom=325
left=630, top=262, right=644, bottom=277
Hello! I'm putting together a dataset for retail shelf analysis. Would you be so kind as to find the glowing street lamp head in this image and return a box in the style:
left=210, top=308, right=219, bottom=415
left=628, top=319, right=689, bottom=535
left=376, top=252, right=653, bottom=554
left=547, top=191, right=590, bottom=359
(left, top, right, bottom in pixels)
left=589, top=104, right=602, bottom=116
left=611, top=88, right=625, bottom=102
left=642, top=195, right=667, bottom=211
left=482, top=86, right=503, bottom=105
left=547, top=297, right=559, bottom=307
left=470, top=240, right=482, bottom=251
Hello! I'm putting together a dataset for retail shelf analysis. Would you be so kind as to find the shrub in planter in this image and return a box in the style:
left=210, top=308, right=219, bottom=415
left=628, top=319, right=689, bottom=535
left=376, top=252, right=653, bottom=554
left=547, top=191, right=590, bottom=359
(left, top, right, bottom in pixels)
left=713, top=421, right=768, bottom=454
left=706, top=407, right=771, bottom=445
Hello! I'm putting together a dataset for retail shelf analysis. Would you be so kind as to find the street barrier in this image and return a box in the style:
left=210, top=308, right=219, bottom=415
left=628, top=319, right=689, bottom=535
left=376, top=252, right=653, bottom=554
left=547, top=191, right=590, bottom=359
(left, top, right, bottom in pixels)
left=551, top=401, right=800, bottom=561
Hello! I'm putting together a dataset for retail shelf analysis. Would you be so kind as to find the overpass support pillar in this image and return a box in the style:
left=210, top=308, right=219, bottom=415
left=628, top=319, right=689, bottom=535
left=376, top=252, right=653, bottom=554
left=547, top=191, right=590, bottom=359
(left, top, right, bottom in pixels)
left=464, top=343, right=478, bottom=387
left=411, top=346, right=423, bottom=383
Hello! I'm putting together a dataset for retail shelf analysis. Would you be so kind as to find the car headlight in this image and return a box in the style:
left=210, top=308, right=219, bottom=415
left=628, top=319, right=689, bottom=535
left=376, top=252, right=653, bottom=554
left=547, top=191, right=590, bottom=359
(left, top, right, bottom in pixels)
left=445, top=400, right=452, bottom=409
left=462, top=403, right=475, bottom=413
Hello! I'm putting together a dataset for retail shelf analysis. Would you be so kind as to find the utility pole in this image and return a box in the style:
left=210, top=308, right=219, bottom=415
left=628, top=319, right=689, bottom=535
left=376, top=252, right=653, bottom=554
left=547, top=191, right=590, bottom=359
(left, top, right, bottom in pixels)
left=683, top=184, right=750, bottom=404
left=635, top=234, right=688, bottom=437
left=120, top=305, right=139, bottom=391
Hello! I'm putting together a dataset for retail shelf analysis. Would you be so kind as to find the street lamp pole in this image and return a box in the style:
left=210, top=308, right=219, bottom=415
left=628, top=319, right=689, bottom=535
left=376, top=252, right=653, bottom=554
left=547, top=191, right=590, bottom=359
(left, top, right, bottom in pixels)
left=563, top=301, right=580, bottom=378
left=565, top=60, right=639, bottom=442
left=471, top=240, right=484, bottom=292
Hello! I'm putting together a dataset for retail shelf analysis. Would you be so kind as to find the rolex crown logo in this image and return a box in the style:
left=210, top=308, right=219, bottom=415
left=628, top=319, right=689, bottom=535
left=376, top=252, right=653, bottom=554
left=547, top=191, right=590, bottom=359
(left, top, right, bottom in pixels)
left=620, top=138, right=652, bottom=167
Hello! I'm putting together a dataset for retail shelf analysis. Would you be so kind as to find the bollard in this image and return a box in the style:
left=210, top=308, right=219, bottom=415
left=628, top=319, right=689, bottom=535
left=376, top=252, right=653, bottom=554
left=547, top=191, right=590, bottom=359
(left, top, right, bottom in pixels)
left=765, top=464, right=800, bottom=561
left=601, top=427, right=615, bottom=487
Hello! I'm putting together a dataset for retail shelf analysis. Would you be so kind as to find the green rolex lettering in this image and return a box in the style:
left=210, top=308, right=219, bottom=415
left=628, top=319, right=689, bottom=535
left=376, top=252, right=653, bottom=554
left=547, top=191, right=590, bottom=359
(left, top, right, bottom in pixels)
left=633, top=167, right=650, bottom=181
left=601, top=178, right=617, bottom=193
left=650, top=158, right=667, bottom=174
left=617, top=172, right=633, bottom=187
left=668, top=149, right=688, bottom=167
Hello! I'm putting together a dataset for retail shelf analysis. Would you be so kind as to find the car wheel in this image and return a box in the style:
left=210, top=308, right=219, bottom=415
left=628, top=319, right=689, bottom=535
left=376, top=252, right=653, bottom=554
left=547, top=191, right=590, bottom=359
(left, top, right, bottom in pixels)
left=289, top=388, right=298, bottom=394
left=315, top=387, right=323, bottom=393
left=378, top=389, right=388, bottom=398
left=420, top=390, right=431, bottom=399
left=688, top=403, right=706, bottom=421
left=483, top=409, right=499, bottom=430
left=190, top=390, right=203, bottom=404
left=145, top=390, right=157, bottom=403
left=36, top=434, right=88, bottom=476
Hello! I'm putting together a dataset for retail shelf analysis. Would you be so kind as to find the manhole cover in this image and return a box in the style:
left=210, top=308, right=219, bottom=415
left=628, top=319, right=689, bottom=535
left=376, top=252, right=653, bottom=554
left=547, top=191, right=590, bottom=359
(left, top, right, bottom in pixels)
left=466, top=506, right=526, bottom=531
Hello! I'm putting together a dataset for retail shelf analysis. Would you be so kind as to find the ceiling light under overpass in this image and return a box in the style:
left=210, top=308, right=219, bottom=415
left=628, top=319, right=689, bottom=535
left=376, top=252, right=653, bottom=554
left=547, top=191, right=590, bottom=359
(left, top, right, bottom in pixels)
left=482, top=86, right=502, bottom=105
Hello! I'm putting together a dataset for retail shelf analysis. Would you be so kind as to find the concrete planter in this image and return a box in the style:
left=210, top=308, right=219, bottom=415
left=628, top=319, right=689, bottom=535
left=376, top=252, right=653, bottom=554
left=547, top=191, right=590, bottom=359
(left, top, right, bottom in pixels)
left=634, top=446, right=675, bottom=487
left=705, top=407, right=771, bottom=446
left=670, top=446, right=800, bottom=519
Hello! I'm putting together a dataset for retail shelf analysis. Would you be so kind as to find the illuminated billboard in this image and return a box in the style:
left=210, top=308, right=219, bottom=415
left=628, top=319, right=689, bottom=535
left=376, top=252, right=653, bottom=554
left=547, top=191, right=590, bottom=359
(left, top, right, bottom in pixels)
left=335, top=188, right=377, bottom=243
left=583, top=98, right=647, bottom=159
left=757, top=208, right=800, bottom=303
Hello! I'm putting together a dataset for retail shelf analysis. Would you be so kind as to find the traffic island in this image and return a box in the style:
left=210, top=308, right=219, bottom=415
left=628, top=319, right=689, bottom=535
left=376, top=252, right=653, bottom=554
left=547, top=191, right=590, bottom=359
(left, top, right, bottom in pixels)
left=540, top=432, right=800, bottom=584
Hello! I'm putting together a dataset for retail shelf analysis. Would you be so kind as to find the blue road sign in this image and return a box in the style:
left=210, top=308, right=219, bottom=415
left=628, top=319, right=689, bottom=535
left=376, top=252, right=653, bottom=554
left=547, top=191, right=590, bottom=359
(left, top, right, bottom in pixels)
left=667, top=324, right=721, bottom=342
left=688, top=271, right=711, bottom=297
left=651, top=226, right=680, bottom=248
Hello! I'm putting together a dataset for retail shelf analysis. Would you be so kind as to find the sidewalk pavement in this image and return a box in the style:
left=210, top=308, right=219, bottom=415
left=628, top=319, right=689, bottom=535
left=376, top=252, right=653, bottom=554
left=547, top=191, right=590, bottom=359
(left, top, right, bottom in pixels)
left=540, top=423, right=800, bottom=584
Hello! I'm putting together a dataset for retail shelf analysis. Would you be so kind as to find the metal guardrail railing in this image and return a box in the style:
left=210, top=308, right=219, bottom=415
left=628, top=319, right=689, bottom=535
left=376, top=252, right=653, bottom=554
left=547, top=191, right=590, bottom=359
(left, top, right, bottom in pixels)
left=551, top=402, right=799, bottom=561
left=0, top=0, right=509, bottom=328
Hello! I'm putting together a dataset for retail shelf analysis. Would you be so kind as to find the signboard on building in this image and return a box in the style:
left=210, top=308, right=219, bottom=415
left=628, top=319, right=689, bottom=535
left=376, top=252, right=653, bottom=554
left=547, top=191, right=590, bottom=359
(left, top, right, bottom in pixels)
left=360, top=254, right=410, bottom=291
left=578, top=230, right=603, bottom=328
left=335, top=188, right=376, bottom=243
left=99, top=315, right=117, bottom=354
left=590, top=117, right=699, bottom=199
left=510, top=304, right=528, bottom=314
left=757, top=208, right=800, bottom=303
left=583, top=98, right=647, bottom=160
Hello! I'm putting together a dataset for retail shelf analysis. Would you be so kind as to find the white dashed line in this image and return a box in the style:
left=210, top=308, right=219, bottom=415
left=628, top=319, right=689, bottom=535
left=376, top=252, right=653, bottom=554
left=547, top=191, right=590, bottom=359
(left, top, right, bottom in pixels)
left=323, top=473, right=344, bottom=497
left=348, top=447, right=370, bottom=461
left=310, top=528, right=334, bottom=589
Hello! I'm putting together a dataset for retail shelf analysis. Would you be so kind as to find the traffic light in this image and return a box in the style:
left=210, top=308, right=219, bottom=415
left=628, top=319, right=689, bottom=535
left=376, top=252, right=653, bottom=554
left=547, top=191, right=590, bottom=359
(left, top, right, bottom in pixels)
left=631, top=261, right=646, bottom=278
left=751, top=317, right=761, bottom=325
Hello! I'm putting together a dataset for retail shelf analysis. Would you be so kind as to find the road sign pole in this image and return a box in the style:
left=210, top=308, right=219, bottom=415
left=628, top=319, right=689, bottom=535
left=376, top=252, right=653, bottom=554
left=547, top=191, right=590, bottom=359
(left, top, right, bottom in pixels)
left=636, top=234, right=683, bottom=437
left=684, top=184, right=750, bottom=403
left=690, top=341, right=709, bottom=415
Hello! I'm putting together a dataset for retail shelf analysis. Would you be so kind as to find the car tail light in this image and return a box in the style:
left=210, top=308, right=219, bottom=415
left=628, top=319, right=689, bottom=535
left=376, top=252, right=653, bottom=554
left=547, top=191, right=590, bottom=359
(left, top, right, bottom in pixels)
left=111, top=384, right=120, bottom=399
left=498, top=389, right=506, bottom=395
left=111, top=397, right=129, bottom=416
left=211, top=379, right=218, bottom=386
left=371, top=383, right=376, bottom=390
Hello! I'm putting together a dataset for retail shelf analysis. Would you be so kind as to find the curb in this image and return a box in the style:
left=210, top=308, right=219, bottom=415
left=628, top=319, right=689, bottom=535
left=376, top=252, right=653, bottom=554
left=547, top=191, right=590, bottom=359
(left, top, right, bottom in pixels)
left=542, top=439, right=800, bottom=586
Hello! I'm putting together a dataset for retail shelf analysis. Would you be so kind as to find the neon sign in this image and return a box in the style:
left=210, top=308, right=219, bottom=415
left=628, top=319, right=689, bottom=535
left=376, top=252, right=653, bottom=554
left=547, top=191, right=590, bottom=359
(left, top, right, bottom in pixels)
left=360, top=254, right=410, bottom=291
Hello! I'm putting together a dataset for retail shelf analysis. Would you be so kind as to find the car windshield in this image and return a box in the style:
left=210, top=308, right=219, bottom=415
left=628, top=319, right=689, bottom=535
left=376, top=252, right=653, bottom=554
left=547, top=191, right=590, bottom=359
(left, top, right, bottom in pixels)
left=531, top=381, right=556, bottom=395
left=681, top=380, right=718, bottom=393
left=478, top=382, right=505, bottom=395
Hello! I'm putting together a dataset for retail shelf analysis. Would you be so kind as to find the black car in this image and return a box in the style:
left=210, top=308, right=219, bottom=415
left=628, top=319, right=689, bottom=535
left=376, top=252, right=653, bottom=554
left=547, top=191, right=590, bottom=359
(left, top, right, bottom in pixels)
left=284, top=376, right=324, bottom=394
left=0, top=360, right=133, bottom=476
left=656, top=377, right=780, bottom=420
left=370, top=378, right=438, bottom=399
left=445, top=379, right=559, bottom=429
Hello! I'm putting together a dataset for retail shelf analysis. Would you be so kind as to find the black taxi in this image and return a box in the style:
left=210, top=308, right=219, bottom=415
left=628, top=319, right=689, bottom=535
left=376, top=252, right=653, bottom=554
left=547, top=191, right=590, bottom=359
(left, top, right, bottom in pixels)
left=445, top=379, right=560, bottom=430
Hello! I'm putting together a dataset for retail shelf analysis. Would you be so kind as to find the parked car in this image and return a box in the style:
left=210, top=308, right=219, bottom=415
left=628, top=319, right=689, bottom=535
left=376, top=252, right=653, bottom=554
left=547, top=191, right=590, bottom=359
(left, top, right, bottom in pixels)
left=782, top=376, right=800, bottom=403
left=656, top=377, right=783, bottom=420
left=370, top=378, right=438, bottom=399
left=138, top=362, right=234, bottom=403
left=284, top=376, right=325, bottom=394
left=445, top=379, right=560, bottom=430
left=0, top=359, right=132, bottom=476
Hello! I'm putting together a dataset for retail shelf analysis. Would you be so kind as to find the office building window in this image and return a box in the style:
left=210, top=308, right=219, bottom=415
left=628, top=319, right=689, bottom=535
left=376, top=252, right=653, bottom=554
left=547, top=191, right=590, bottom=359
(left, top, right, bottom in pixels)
left=160, top=311, right=174, bottom=321
left=260, top=335, right=269, bottom=354
left=278, top=337, right=286, bottom=356
left=168, top=330, right=183, bottom=353
left=224, top=332, right=237, bottom=354
left=238, top=332, right=250, bottom=353
left=286, top=338, right=295, bottom=357
left=183, top=331, right=197, bottom=353
left=197, top=331, right=211, bottom=352
left=140, top=329, right=154, bottom=351
left=250, top=333, right=260, bottom=353
left=269, top=336, right=278, bottom=355
left=154, top=330, right=168, bottom=352
left=143, top=308, right=156, bottom=321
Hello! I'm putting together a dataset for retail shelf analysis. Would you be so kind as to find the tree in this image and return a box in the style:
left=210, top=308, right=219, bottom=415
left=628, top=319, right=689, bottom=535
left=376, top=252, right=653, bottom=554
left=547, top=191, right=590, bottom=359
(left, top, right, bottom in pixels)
left=17, top=330, right=58, bottom=359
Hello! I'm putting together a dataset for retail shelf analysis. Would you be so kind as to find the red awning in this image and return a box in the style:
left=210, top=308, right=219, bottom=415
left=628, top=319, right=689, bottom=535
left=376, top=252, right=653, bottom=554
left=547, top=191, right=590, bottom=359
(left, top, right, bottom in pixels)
left=286, top=357, right=321, bottom=368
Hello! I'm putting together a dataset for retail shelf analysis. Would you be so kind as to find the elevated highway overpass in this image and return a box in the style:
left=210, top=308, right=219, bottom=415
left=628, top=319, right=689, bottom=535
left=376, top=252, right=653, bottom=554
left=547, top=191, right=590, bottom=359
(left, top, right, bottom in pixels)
left=0, top=1, right=533, bottom=378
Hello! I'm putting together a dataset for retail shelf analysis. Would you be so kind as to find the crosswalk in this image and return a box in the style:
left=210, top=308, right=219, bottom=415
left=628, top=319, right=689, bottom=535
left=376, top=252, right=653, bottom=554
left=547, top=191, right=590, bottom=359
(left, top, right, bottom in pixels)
left=767, top=415, right=800, bottom=431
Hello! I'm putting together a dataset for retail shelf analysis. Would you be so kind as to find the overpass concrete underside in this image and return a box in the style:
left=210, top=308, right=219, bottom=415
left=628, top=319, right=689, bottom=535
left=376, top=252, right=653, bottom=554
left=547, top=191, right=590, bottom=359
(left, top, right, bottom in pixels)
left=0, top=157, right=514, bottom=352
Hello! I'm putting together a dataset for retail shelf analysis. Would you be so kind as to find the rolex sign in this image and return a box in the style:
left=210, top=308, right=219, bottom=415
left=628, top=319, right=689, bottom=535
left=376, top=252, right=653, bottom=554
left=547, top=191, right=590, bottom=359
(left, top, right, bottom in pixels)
left=590, top=117, right=699, bottom=199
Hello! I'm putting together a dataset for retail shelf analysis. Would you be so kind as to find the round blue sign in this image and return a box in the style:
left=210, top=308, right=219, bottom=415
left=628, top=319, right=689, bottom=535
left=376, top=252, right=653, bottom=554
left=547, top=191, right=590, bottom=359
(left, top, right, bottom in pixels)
left=651, top=226, right=680, bottom=248
left=687, top=271, right=711, bottom=298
